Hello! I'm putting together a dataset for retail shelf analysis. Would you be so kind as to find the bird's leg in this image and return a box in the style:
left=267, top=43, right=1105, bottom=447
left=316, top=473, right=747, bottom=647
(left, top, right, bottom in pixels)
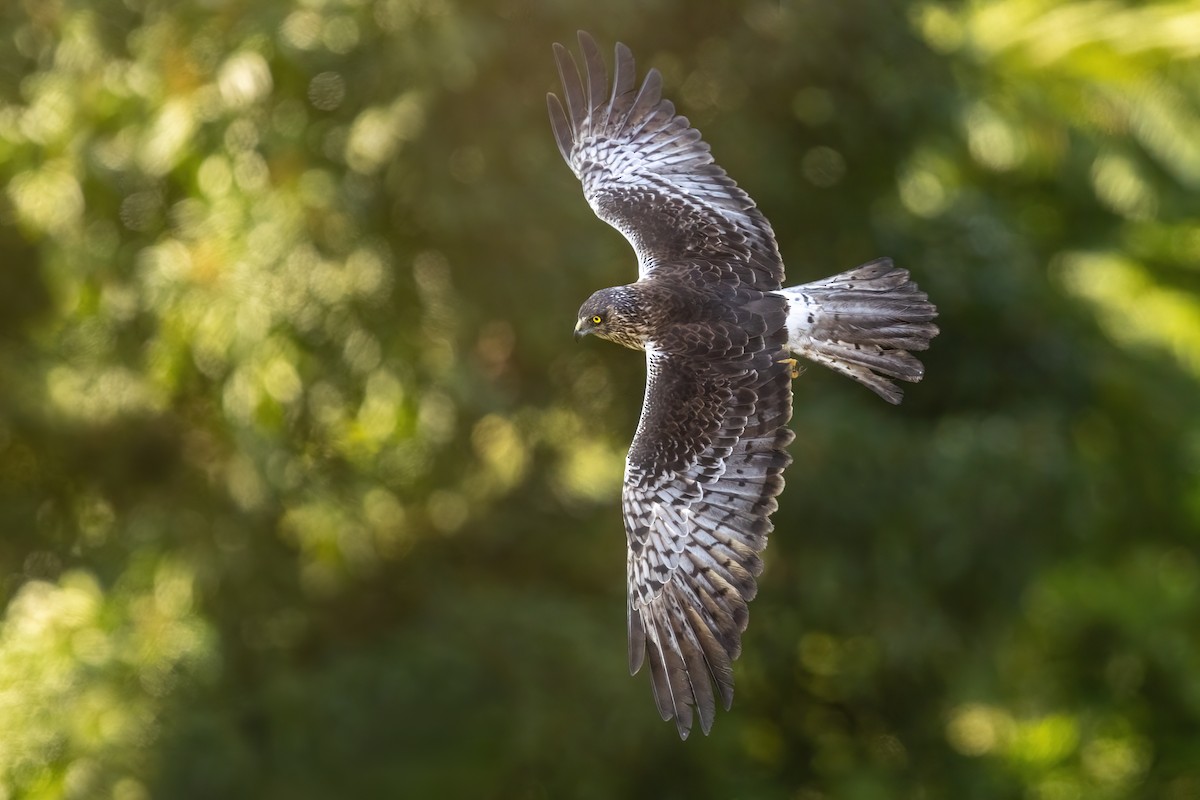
left=778, top=357, right=803, bottom=379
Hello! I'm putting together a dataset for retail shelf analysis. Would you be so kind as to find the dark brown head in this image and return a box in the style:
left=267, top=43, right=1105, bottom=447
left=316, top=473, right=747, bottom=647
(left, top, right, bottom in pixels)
left=573, top=285, right=647, bottom=350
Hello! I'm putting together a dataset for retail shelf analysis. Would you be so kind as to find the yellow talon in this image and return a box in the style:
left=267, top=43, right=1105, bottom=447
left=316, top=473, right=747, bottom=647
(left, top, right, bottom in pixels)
left=778, top=357, right=802, bottom=379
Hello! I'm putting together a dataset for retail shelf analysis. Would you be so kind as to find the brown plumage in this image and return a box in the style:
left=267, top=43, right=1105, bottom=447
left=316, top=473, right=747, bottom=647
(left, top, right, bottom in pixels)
left=551, top=32, right=938, bottom=738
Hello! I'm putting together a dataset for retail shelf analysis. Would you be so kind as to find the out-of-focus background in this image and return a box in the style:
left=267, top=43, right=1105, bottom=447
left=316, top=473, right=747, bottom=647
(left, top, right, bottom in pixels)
left=2, top=0, right=1199, bottom=797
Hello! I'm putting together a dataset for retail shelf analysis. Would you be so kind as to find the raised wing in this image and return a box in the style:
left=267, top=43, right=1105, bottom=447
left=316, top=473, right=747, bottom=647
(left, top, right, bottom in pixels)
left=547, top=32, right=784, bottom=290
left=624, top=340, right=794, bottom=738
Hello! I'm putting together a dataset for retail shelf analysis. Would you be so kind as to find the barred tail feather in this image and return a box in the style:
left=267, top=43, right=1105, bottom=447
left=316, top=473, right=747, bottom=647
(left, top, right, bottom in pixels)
left=780, top=258, right=939, bottom=404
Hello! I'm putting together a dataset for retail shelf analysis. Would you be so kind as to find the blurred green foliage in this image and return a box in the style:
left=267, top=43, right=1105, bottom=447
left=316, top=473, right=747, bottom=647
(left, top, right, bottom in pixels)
left=1, top=0, right=1199, bottom=797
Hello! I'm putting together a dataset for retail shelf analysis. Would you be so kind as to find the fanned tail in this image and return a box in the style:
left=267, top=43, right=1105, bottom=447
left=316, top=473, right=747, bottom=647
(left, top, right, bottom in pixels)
left=779, top=258, right=939, bottom=404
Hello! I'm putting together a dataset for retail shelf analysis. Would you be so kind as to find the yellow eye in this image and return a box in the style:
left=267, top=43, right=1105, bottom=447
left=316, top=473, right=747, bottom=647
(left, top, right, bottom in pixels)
left=591, top=315, right=603, bottom=325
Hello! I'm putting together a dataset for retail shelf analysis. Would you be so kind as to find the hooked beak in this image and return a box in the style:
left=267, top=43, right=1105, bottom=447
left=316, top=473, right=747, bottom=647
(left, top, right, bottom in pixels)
left=573, top=319, right=587, bottom=342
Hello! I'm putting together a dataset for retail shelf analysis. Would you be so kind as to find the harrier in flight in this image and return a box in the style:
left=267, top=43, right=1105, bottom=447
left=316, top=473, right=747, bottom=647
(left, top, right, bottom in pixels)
left=549, top=32, right=938, bottom=738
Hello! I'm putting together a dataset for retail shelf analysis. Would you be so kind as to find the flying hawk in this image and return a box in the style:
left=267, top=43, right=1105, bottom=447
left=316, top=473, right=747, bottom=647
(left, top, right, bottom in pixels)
left=548, top=32, right=938, bottom=739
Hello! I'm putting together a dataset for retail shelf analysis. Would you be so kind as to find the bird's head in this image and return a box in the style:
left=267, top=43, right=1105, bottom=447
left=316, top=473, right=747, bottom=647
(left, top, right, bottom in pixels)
left=574, top=286, right=646, bottom=349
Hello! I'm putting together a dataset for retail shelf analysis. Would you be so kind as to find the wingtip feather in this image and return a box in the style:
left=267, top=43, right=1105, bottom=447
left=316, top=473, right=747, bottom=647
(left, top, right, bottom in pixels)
left=577, top=31, right=606, bottom=124
left=546, top=93, right=572, bottom=165
left=552, top=42, right=584, bottom=137
left=628, top=605, right=647, bottom=675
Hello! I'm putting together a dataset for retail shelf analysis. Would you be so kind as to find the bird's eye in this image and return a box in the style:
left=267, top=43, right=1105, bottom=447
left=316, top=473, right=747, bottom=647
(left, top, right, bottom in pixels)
left=591, top=315, right=603, bottom=325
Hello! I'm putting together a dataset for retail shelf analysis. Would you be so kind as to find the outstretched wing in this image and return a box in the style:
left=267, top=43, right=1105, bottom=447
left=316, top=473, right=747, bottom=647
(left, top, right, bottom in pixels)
left=548, top=31, right=784, bottom=290
left=624, top=334, right=794, bottom=739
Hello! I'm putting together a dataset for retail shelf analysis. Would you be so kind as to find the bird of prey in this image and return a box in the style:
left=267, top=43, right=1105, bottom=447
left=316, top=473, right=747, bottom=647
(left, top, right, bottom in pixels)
left=548, top=32, right=939, bottom=739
